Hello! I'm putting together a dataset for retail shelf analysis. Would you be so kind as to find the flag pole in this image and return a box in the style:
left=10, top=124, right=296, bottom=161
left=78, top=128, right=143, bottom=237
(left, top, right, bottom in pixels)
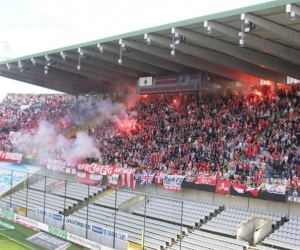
left=113, top=189, right=118, bottom=249
left=180, top=199, right=183, bottom=250
left=142, top=193, right=147, bottom=250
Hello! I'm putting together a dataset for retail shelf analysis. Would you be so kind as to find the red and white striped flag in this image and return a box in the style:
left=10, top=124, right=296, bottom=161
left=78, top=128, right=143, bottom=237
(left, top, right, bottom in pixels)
left=120, top=172, right=136, bottom=188
left=154, top=171, right=166, bottom=184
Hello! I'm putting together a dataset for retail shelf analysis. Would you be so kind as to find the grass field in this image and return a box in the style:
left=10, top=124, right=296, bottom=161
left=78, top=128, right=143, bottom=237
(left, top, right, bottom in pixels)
left=0, top=218, right=83, bottom=250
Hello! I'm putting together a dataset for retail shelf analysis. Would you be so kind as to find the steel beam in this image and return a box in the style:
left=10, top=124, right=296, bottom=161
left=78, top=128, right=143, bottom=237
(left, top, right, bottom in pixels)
left=176, top=27, right=299, bottom=80
left=25, top=58, right=132, bottom=87
left=123, top=39, right=261, bottom=85
left=0, top=69, right=87, bottom=95
left=32, top=58, right=120, bottom=89
left=60, top=51, right=143, bottom=78
left=100, top=44, right=186, bottom=73
left=32, top=53, right=136, bottom=83
left=1, top=63, right=121, bottom=94
left=245, top=13, right=300, bottom=46
left=209, top=21, right=300, bottom=66
left=51, top=53, right=137, bottom=83
left=81, top=48, right=170, bottom=76
left=146, top=34, right=285, bottom=83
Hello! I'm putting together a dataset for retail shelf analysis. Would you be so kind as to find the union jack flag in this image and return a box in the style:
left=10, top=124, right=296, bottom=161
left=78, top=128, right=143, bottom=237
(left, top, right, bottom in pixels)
left=140, top=170, right=156, bottom=186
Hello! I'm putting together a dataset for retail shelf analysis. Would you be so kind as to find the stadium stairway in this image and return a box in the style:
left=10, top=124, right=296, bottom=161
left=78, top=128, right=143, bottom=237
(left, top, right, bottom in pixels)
left=62, top=187, right=112, bottom=216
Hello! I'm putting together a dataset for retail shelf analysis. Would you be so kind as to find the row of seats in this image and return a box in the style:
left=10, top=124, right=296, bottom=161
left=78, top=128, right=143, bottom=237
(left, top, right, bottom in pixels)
left=221, top=211, right=279, bottom=227
left=93, top=190, right=138, bottom=207
left=262, top=218, right=300, bottom=250
left=52, top=181, right=105, bottom=201
left=29, top=177, right=59, bottom=191
left=200, top=206, right=284, bottom=237
left=133, top=196, right=221, bottom=227
left=255, top=244, right=279, bottom=250
left=68, top=203, right=188, bottom=250
left=169, top=229, right=248, bottom=250
left=2, top=188, right=78, bottom=213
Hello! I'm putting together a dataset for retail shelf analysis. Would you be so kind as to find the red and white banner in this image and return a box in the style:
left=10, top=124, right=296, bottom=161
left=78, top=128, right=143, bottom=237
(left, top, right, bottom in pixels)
left=163, top=175, right=185, bottom=191
left=185, top=170, right=195, bottom=182
left=77, top=163, right=122, bottom=176
left=195, top=175, right=217, bottom=185
left=108, top=174, right=120, bottom=188
left=215, top=180, right=231, bottom=195
left=265, top=184, right=286, bottom=194
left=0, top=151, right=23, bottom=164
left=233, top=182, right=261, bottom=197
left=47, top=160, right=66, bottom=172
left=119, top=170, right=136, bottom=188
left=154, top=172, right=166, bottom=184
left=76, top=172, right=103, bottom=186
left=65, top=166, right=76, bottom=174
left=9, top=131, right=22, bottom=146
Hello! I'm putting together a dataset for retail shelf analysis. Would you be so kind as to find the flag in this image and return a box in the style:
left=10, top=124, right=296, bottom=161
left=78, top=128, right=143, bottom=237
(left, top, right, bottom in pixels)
left=185, top=170, right=195, bottom=182
left=108, top=174, right=120, bottom=188
left=244, top=185, right=261, bottom=197
left=140, top=170, right=156, bottom=186
left=120, top=172, right=136, bottom=188
left=233, top=182, right=246, bottom=193
left=154, top=172, right=165, bottom=184
left=163, top=175, right=185, bottom=191
left=233, top=182, right=261, bottom=197
left=215, top=180, right=231, bottom=195
left=9, top=131, right=22, bottom=145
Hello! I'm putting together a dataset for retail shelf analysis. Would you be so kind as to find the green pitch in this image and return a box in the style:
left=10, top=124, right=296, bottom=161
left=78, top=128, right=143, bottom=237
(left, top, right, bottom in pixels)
left=0, top=218, right=83, bottom=250
left=0, top=233, right=29, bottom=250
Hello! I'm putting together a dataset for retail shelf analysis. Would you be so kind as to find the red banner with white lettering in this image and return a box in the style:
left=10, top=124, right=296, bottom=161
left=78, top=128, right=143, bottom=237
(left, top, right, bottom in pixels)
left=195, top=175, right=217, bottom=185
left=215, top=180, right=231, bottom=195
left=77, top=163, right=122, bottom=176
left=0, top=151, right=23, bottom=164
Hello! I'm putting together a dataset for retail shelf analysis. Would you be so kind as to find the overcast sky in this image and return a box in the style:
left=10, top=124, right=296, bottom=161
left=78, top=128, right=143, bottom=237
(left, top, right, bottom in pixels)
left=0, top=0, right=270, bottom=100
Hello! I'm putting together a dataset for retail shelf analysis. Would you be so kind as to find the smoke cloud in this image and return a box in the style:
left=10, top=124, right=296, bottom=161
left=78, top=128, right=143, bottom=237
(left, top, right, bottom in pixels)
left=15, top=97, right=138, bottom=165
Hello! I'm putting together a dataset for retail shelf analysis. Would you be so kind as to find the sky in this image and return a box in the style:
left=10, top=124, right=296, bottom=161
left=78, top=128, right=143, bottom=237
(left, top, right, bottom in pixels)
left=0, top=0, right=270, bottom=99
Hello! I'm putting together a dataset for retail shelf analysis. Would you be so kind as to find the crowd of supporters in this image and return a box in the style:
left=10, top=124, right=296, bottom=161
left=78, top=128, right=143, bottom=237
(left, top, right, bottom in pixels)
left=89, top=87, right=300, bottom=188
left=1, top=85, right=300, bottom=188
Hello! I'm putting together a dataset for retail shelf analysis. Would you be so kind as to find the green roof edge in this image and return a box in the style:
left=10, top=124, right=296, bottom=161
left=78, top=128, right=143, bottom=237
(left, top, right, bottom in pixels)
left=1, top=0, right=299, bottom=65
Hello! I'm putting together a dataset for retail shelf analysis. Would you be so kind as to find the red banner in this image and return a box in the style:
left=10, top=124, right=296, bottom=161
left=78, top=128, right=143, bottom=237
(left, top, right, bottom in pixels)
left=0, top=151, right=23, bottom=164
left=75, top=172, right=103, bottom=186
left=215, top=180, right=231, bottom=195
left=77, top=163, right=135, bottom=176
left=195, top=175, right=217, bottom=185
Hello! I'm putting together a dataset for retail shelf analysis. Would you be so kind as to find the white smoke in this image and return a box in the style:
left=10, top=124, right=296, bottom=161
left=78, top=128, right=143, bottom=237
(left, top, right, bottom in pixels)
left=15, top=97, right=139, bottom=165
left=62, top=132, right=101, bottom=166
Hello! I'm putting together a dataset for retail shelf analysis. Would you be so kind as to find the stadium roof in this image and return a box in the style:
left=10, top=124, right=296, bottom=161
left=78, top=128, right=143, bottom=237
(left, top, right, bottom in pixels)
left=1, top=0, right=300, bottom=95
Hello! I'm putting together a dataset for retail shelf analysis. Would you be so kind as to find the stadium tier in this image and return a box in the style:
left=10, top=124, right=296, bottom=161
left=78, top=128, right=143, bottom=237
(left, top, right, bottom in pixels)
left=1, top=1, right=300, bottom=249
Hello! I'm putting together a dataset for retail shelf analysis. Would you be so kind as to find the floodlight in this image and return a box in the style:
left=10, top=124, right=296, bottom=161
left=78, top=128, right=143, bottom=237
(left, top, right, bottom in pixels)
left=97, top=43, right=104, bottom=53
left=204, top=21, right=212, bottom=34
left=175, top=35, right=185, bottom=45
left=244, top=22, right=256, bottom=32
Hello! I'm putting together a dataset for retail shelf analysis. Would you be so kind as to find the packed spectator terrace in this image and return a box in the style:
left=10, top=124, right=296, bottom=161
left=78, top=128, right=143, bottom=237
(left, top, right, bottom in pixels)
left=1, top=84, right=300, bottom=189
